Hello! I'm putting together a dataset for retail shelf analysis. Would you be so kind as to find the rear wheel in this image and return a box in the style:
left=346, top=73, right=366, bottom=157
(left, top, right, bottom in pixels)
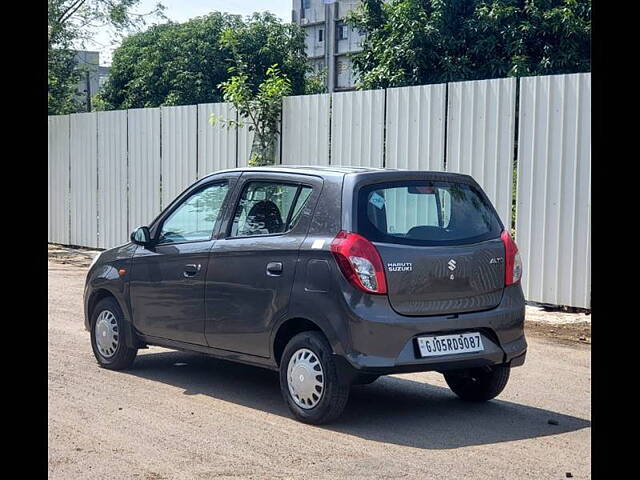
left=443, top=364, right=510, bottom=402
left=279, top=331, right=350, bottom=424
left=90, top=297, right=137, bottom=370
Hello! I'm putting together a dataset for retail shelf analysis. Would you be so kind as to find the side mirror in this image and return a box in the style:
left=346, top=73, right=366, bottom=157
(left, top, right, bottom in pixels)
left=130, top=226, right=152, bottom=246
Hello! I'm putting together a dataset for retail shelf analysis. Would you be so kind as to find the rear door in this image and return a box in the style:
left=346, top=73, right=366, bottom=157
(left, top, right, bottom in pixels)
left=355, top=178, right=506, bottom=316
left=204, top=172, right=322, bottom=356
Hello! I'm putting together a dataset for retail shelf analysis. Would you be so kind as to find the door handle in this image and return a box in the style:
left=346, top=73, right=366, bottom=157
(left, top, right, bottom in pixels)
left=266, top=262, right=283, bottom=276
left=184, top=263, right=202, bottom=277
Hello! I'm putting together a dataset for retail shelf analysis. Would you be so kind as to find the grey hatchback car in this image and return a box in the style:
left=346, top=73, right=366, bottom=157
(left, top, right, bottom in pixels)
left=85, top=166, right=526, bottom=424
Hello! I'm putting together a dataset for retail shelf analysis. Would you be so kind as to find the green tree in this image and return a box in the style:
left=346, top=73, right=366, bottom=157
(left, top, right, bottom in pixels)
left=217, top=12, right=308, bottom=98
left=48, top=47, right=81, bottom=115
left=48, top=0, right=165, bottom=114
left=347, top=0, right=591, bottom=89
left=97, top=12, right=308, bottom=110
left=304, top=68, right=328, bottom=95
left=213, top=65, right=292, bottom=167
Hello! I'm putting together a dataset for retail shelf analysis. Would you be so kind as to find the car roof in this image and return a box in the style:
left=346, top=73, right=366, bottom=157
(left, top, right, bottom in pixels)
left=199, top=165, right=474, bottom=182
left=200, top=165, right=385, bottom=178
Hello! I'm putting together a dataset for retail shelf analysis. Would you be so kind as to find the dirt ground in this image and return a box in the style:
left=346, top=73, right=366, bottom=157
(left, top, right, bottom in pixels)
left=48, top=246, right=591, bottom=479
left=48, top=244, right=100, bottom=268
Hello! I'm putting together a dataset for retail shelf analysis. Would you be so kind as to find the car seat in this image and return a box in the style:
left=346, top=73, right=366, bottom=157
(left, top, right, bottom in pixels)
left=243, top=200, right=284, bottom=235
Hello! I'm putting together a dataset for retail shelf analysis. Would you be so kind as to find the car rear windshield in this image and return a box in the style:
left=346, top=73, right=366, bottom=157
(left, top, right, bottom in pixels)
left=357, top=180, right=503, bottom=246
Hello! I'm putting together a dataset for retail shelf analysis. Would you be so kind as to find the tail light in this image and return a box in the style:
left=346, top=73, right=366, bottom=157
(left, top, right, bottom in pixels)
left=501, top=231, right=522, bottom=286
left=330, top=231, right=387, bottom=294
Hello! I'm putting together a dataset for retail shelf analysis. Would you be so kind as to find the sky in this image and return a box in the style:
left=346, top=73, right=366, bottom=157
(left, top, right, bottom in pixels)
left=85, top=0, right=293, bottom=65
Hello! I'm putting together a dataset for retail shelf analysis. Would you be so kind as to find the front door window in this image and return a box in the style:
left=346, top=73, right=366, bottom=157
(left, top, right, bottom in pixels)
left=159, top=182, right=229, bottom=244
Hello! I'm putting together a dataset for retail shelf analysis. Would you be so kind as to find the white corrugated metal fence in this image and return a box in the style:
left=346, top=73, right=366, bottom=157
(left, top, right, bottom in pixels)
left=161, top=105, right=198, bottom=208
left=97, top=110, right=128, bottom=249
left=516, top=73, right=591, bottom=309
left=281, top=94, right=330, bottom=165
left=198, top=103, right=237, bottom=176
left=446, top=78, right=516, bottom=227
left=331, top=89, right=385, bottom=167
left=127, top=108, right=161, bottom=234
left=48, top=115, right=70, bottom=245
left=385, top=84, right=446, bottom=171
left=69, top=113, right=98, bottom=248
left=47, top=73, right=591, bottom=308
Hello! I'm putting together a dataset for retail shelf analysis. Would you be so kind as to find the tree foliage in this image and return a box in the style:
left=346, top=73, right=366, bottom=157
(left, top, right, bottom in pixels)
left=98, top=12, right=308, bottom=110
left=48, top=0, right=165, bottom=114
left=347, top=0, right=591, bottom=89
left=49, top=48, right=81, bottom=115
left=213, top=65, right=292, bottom=167
left=48, top=0, right=164, bottom=49
left=304, top=68, right=328, bottom=95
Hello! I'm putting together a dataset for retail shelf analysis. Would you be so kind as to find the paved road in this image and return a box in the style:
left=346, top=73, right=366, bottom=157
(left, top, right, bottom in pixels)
left=48, top=261, right=591, bottom=479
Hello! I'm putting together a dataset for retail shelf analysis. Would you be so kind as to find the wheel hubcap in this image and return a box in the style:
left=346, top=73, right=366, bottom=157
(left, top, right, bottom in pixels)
left=287, top=348, right=324, bottom=409
left=94, top=310, right=119, bottom=358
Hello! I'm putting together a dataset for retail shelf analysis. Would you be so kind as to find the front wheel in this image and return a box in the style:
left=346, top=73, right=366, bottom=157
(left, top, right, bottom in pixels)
left=279, top=331, right=350, bottom=424
left=443, top=364, right=510, bottom=402
left=90, top=297, right=138, bottom=370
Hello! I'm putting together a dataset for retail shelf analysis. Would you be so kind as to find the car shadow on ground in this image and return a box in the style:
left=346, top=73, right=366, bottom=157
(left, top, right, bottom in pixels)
left=127, top=349, right=590, bottom=450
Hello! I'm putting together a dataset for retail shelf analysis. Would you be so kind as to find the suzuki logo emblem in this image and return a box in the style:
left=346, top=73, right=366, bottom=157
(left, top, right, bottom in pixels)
left=448, top=259, right=457, bottom=271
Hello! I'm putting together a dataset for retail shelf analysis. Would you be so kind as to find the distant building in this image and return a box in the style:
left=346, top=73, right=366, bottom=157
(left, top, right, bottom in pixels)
left=74, top=50, right=110, bottom=111
left=98, top=65, right=110, bottom=89
left=292, top=0, right=365, bottom=92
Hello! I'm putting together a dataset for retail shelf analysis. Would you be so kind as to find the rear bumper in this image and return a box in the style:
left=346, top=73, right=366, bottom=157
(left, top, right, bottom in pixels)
left=336, top=284, right=527, bottom=380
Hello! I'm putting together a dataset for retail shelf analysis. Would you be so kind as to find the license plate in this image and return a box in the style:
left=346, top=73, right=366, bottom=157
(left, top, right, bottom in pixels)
left=417, top=332, right=484, bottom=358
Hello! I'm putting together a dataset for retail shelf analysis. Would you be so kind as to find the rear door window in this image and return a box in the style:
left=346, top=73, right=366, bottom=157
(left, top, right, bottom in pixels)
left=357, top=181, right=502, bottom=246
left=230, top=181, right=313, bottom=237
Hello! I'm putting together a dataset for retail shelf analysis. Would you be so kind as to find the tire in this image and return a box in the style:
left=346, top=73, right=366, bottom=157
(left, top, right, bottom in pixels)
left=352, top=374, right=380, bottom=385
left=90, top=297, right=138, bottom=370
left=443, top=364, right=510, bottom=402
left=279, top=331, right=350, bottom=425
